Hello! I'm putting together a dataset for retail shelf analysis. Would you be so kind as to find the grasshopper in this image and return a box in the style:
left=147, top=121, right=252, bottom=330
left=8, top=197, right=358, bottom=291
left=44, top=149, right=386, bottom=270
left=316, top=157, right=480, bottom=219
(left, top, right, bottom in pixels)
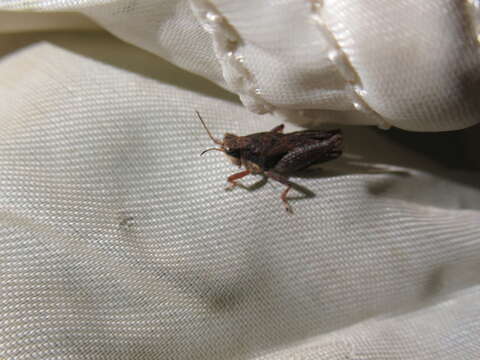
left=198, top=111, right=343, bottom=212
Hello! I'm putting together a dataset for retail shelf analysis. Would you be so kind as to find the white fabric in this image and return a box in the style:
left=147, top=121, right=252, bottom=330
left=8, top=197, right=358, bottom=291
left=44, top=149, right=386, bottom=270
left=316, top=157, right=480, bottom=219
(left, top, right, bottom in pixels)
left=1, top=0, right=479, bottom=130
left=0, top=1, right=480, bottom=359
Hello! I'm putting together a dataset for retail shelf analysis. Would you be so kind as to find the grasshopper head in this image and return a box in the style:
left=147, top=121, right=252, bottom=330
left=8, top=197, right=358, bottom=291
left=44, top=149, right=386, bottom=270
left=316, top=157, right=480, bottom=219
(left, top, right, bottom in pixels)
left=222, top=133, right=242, bottom=166
left=197, top=111, right=240, bottom=164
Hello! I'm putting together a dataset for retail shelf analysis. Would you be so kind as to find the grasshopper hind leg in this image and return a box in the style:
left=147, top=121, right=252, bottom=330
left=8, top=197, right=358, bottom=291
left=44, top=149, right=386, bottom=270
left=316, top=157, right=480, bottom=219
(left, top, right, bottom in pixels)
left=265, top=171, right=294, bottom=213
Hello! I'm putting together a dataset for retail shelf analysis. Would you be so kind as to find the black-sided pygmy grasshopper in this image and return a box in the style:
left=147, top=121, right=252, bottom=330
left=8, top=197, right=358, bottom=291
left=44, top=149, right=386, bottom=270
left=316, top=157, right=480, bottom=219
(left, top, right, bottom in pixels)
left=197, top=111, right=343, bottom=213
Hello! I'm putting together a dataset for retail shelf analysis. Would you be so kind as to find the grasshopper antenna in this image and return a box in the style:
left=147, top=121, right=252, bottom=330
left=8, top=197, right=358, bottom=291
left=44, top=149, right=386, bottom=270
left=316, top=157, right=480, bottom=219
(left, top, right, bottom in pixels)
left=196, top=110, right=223, bottom=145
left=200, top=148, right=224, bottom=156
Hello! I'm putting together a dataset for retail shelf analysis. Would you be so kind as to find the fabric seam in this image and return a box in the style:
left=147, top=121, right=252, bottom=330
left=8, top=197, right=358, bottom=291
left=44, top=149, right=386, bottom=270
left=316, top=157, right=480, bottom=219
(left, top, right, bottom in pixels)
left=309, top=0, right=390, bottom=129
left=188, top=0, right=275, bottom=115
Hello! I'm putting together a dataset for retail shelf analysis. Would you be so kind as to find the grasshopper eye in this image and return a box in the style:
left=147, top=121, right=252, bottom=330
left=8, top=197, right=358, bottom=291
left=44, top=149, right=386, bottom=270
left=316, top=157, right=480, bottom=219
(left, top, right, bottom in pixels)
left=225, top=148, right=240, bottom=159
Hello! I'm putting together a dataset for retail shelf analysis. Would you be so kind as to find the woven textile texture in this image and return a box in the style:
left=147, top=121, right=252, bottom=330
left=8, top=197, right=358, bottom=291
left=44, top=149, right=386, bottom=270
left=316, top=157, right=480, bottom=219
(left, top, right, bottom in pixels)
left=1, top=1, right=480, bottom=359
left=1, top=0, right=479, bottom=130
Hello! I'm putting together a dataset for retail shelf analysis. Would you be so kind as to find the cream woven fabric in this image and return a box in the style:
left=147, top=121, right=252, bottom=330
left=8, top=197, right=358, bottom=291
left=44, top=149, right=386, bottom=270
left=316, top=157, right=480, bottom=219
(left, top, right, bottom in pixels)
left=1, top=1, right=480, bottom=359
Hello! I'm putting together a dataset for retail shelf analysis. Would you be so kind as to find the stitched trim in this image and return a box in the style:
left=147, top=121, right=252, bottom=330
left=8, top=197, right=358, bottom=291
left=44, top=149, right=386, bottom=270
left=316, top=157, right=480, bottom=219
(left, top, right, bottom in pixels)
left=309, top=0, right=391, bottom=129
left=189, top=0, right=275, bottom=115
left=189, top=0, right=330, bottom=125
left=190, top=0, right=390, bottom=128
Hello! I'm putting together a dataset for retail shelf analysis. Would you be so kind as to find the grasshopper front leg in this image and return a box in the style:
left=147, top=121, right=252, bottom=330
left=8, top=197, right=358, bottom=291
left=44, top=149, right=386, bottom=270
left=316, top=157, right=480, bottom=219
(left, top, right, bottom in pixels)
left=226, top=170, right=251, bottom=190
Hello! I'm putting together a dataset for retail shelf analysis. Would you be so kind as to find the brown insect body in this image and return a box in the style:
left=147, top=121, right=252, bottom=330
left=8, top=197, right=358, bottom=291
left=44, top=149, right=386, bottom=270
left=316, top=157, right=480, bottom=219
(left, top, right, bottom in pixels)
left=197, top=112, right=343, bottom=212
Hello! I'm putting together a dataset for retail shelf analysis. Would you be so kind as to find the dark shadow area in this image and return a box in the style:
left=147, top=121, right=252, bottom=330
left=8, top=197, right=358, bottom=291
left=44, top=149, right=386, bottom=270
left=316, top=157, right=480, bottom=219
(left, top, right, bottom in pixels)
left=336, top=126, right=480, bottom=191
left=296, top=160, right=411, bottom=179
left=0, top=31, right=240, bottom=103
left=378, top=123, right=480, bottom=171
